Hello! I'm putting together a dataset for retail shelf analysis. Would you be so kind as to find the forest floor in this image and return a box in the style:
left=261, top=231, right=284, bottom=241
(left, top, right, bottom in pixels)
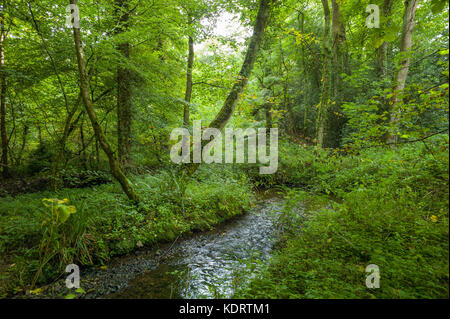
left=0, top=139, right=449, bottom=299
left=236, top=139, right=449, bottom=298
left=0, top=165, right=253, bottom=297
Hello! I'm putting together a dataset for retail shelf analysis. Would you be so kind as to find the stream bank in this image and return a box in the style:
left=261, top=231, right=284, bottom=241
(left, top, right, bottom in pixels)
left=21, top=191, right=287, bottom=299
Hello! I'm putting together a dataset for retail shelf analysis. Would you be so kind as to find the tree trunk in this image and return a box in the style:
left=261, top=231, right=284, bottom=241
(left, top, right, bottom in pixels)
left=95, top=139, right=100, bottom=169
left=17, top=124, right=28, bottom=166
left=327, top=0, right=347, bottom=148
left=50, top=93, right=82, bottom=188
left=299, top=12, right=307, bottom=137
left=376, top=0, right=394, bottom=120
left=377, top=0, right=394, bottom=78
left=70, top=0, right=140, bottom=202
left=183, top=0, right=271, bottom=177
left=331, top=0, right=346, bottom=98
left=0, top=9, right=8, bottom=179
left=80, top=116, right=88, bottom=170
left=51, top=65, right=99, bottom=183
left=293, top=11, right=305, bottom=136
left=37, top=125, right=42, bottom=144
left=387, top=0, right=419, bottom=144
left=59, top=94, right=82, bottom=161
left=116, top=0, right=132, bottom=167
left=265, top=103, right=272, bottom=129
left=316, top=0, right=331, bottom=148
left=209, top=0, right=271, bottom=130
left=184, top=14, right=194, bottom=126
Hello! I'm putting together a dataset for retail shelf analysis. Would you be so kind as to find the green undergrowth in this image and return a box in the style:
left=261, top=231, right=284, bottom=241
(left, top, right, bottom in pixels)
left=236, top=137, right=449, bottom=299
left=250, top=136, right=449, bottom=203
left=0, top=165, right=253, bottom=297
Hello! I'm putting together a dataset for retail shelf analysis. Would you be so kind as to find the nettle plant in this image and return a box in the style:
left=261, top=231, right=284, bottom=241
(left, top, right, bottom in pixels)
left=32, top=198, right=77, bottom=287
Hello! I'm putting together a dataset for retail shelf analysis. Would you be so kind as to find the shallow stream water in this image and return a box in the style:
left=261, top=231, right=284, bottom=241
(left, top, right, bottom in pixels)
left=106, top=197, right=284, bottom=299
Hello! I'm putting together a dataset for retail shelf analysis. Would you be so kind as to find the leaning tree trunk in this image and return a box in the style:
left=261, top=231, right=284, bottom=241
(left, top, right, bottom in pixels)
left=69, top=0, right=140, bottom=202
left=387, top=0, right=419, bottom=144
left=183, top=13, right=194, bottom=127
left=316, top=0, right=331, bottom=148
left=116, top=0, right=132, bottom=167
left=0, top=8, right=8, bottom=179
left=183, top=0, right=271, bottom=177
left=209, top=0, right=271, bottom=130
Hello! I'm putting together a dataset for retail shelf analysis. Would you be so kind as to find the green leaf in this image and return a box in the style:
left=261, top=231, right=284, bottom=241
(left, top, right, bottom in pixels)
left=431, top=0, right=448, bottom=13
left=75, top=287, right=85, bottom=294
left=57, top=205, right=76, bottom=223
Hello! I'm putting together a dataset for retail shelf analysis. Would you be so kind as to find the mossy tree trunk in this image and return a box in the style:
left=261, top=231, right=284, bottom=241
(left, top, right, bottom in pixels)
left=184, top=13, right=194, bottom=127
left=70, top=0, right=140, bottom=202
left=387, top=0, right=419, bottom=144
left=208, top=0, right=271, bottom=130
left=183, top=0, right=272, bottom=177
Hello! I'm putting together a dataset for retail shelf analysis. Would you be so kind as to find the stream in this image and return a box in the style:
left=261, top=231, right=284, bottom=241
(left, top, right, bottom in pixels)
left=32, top=194, right=285, bottom=299
left=107, top=196, right=284, bottom=299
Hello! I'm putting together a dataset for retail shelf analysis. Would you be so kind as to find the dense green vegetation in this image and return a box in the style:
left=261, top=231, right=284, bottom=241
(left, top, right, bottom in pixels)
left=237, top=139, right=449, bottom=298
left=0, top=0, right=448, bottom=299
left=0, top=166, right=253, bottom=296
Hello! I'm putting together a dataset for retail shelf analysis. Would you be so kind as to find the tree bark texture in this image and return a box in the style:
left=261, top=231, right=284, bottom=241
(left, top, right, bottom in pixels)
left=70, top=0, right=140, bottom=202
